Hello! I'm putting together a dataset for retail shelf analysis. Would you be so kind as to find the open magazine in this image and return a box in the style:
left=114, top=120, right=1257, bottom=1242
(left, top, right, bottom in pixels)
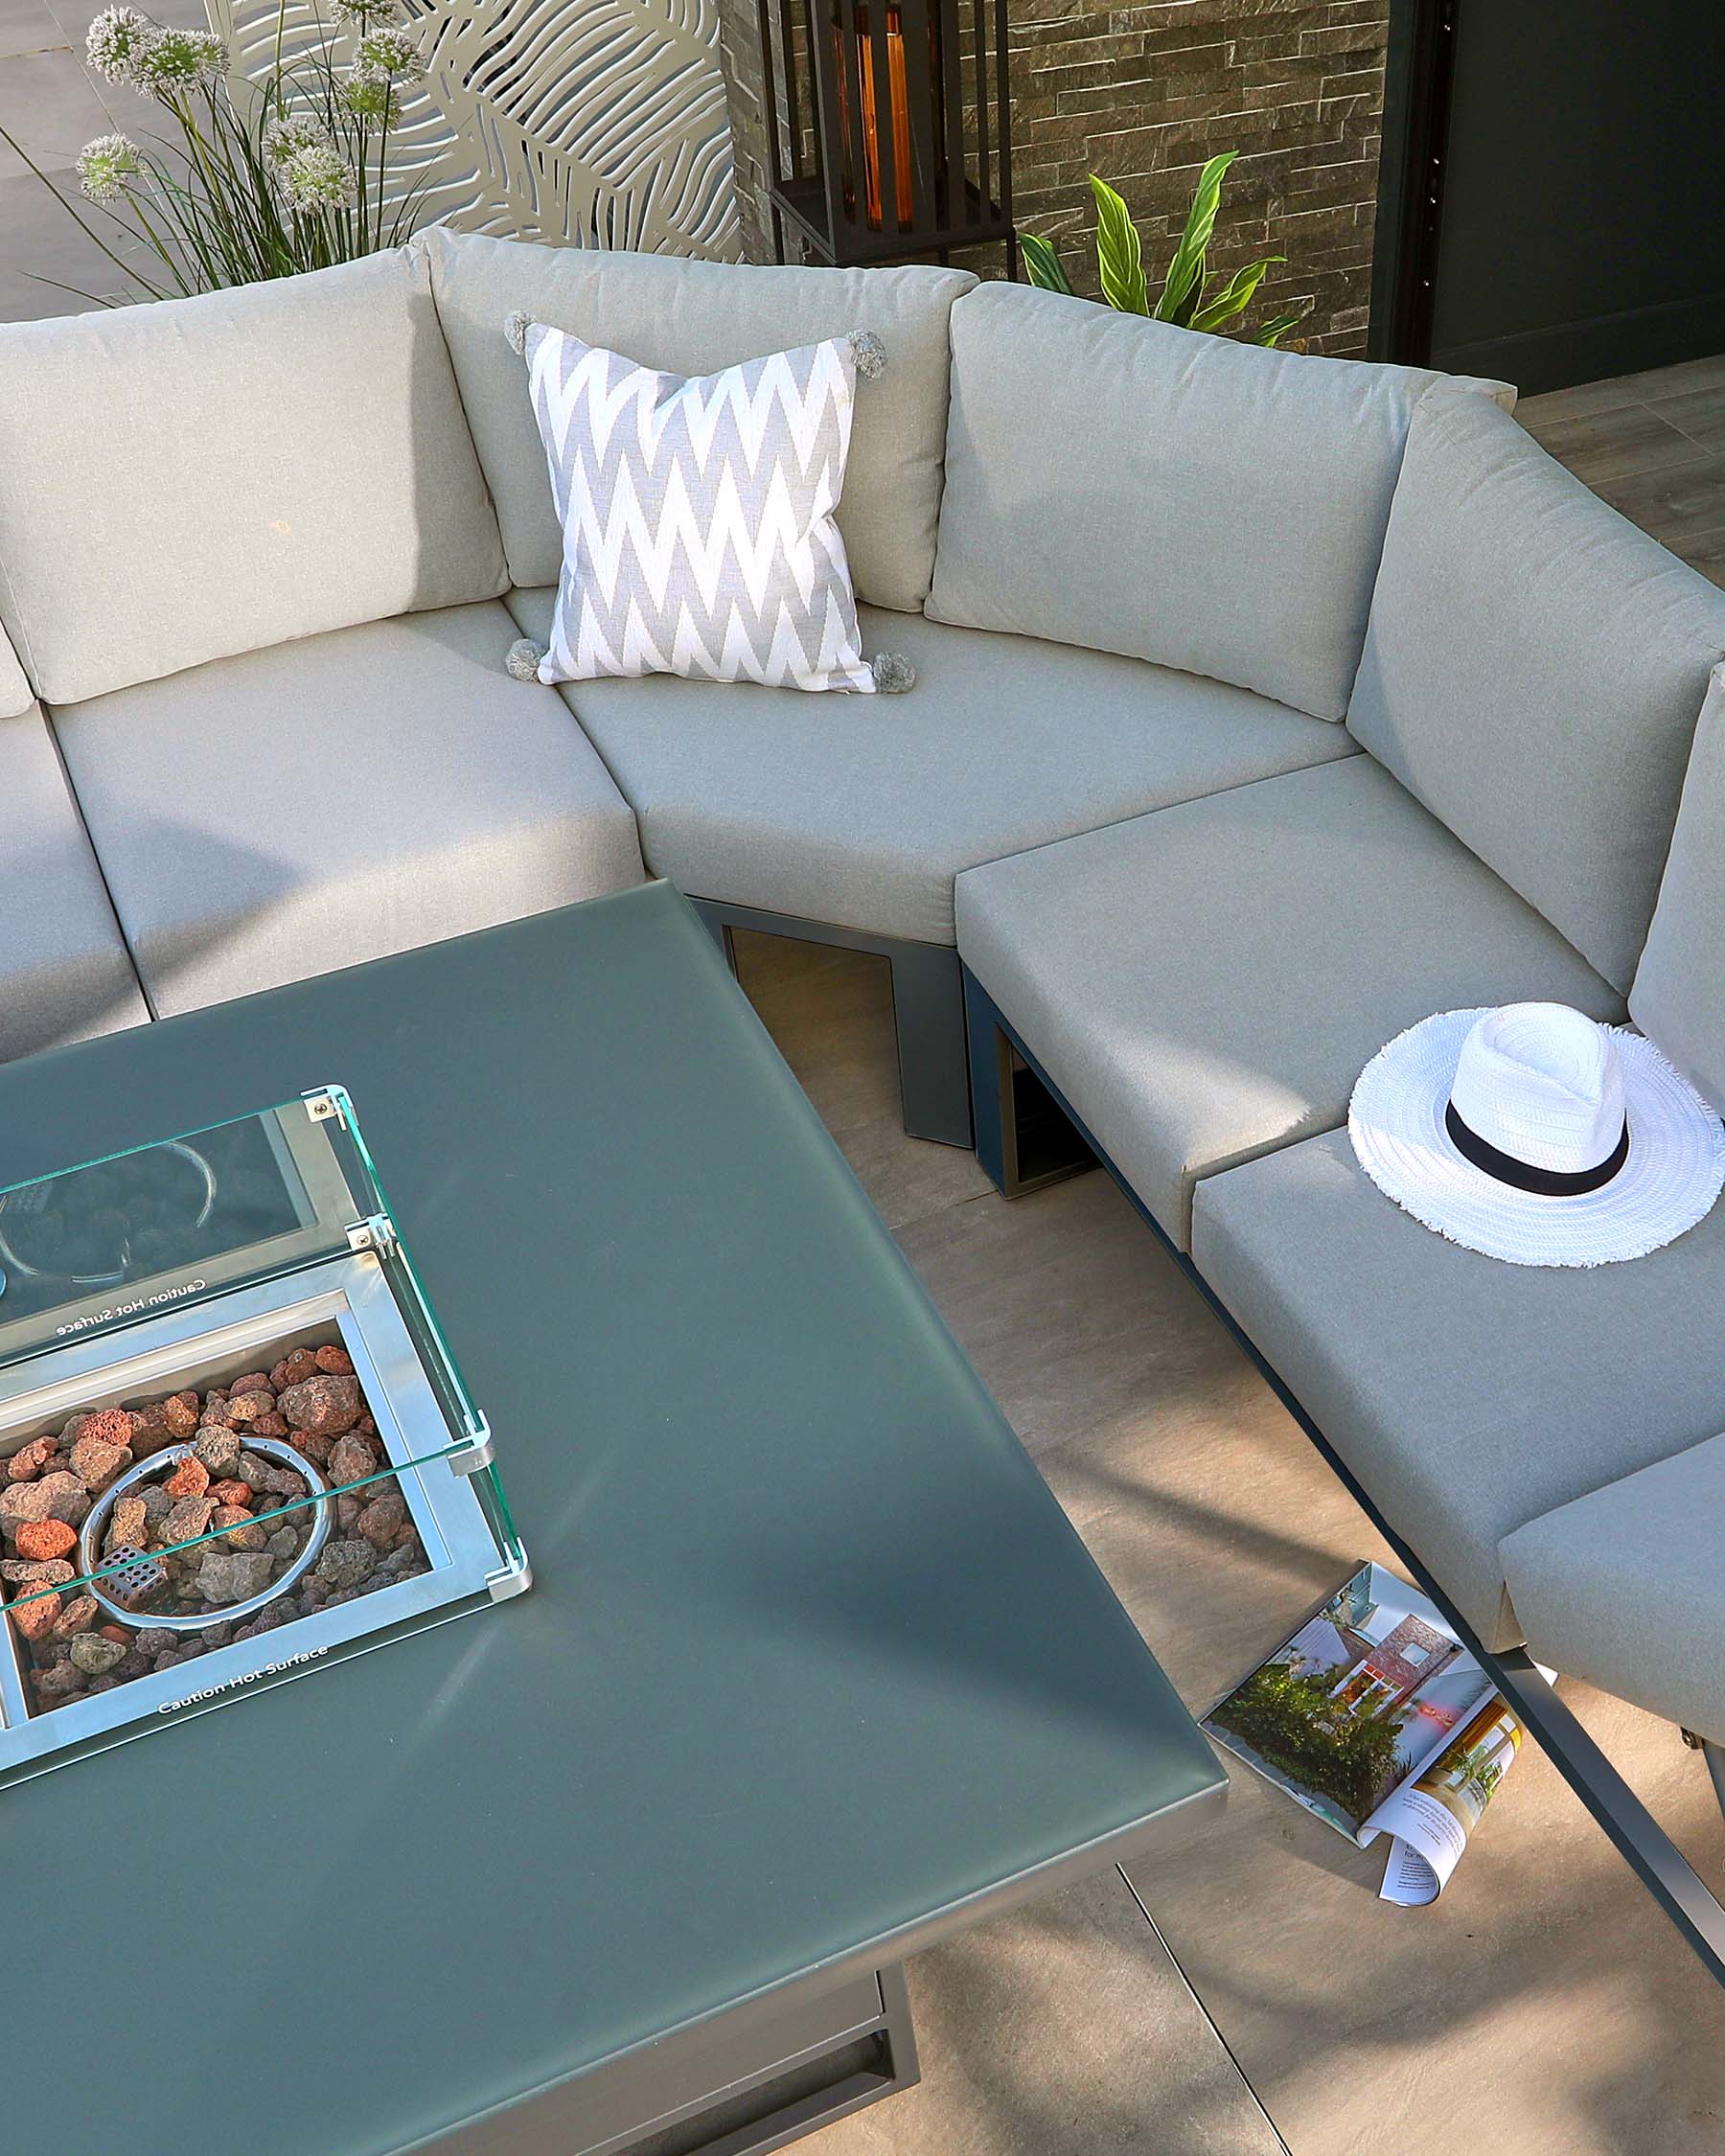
left=1201, top=1562, right=1526, bottom=1904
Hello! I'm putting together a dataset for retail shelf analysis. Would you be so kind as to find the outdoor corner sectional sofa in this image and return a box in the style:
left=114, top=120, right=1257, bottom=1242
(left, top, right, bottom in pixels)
left=2, top=230, right=1725, bottom=1974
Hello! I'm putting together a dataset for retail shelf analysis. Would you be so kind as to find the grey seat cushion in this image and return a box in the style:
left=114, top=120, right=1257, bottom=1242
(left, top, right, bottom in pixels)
left=954, top=756, right=1621, bottom=1248
left=53, top=603, right=645, bottom=1018
left=0, top=250, right=508, bottom=706
left=0, top=705, right=149, bottom=1057
left=506, top=589, right=1356, bottom=945
left=1348, top=390, right=1725, bottom=994
left=418, top=227, right=973, bottom=613
left=1501, top=1434, right=1725, bottom=1743
left=1630, top=664, right=1725, bottom=1112
left=1193, top=1128, right=1725, bottom=1651
left=928, top=281, right=1510, bottom=722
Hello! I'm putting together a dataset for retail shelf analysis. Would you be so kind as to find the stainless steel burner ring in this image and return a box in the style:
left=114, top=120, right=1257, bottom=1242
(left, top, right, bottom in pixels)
left=80, top=1434, right=332, bottom=1632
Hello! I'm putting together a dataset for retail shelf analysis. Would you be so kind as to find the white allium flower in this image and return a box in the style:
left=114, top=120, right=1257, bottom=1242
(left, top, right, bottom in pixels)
left=331, top=0, right=400, bottom=27
left=77, top=131, right=142, bottom=202
left=276, top=142, right=357, bottom=212
left=339, top=61, right=402, bottom=125
left=84, top=6, right=151, bottom=85
left=131, top=23, right=227, bottom=93
left=263, top=110, right=332, bottom=167
left=356, top=26, right=424, bottom=79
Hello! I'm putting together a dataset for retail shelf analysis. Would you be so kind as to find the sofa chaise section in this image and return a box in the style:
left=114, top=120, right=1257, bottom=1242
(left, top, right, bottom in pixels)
left=0, top=636, right=148, bottom=1057
left=955, top=756, right=1620, bottom=1246
left=1489, top=656, right=1725, bottom=1740
left=1191, top=1131, right=1725, bottom=1651
left=505, top=590, right=1356, bottom=946
left=51, top=604, right=645, bottom=1017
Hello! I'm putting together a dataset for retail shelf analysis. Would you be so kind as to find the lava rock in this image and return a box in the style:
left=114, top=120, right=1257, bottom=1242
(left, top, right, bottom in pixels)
left=70, top=1432, right=131, bottom=1491
left=163, top=1456, right=211, bottom=1500
left=6, top=1436, right=55, bottom=1482
left=315, top=1539, right=377, bottom=1592
left=14, top=1518, right=78, bottom=1563
left=280, top=1375, right=362, bottom=1441
left=314, top=1345, right=354, bottom=1376
left=212, top=1506, right=267, bottom=1553
left=273, top=1349, right=320, bottom=1391
left=229, top=1374, right=273, bottom=1400
left=264, top=1527, right=298, bottom=1561
left=249, top=1412, right=290, bottom=1441
left=126, top=1404, right=175, bottom=1459
left=356, top=1493, right=406, bottom=1550
left=327, top=1433, right=379, bottom=1488
left=225, top=1391, right=275, bottom=1426
left=0, top=1473, right=91, bottom=1536
left=51, top=1595, right=101, bottom=1639
left=34, top=1659, right=84, bottom=1695
left=160, top=1395, right=199, bottom=1440
left=132, top=1629, right=176, bottom=1659
left=1, top=1558, right=74, bottom=1587
left=163, top=1494, right=218, bottom=1548
left=69, top=1632, right=126, bottom=1676
left=107, top=1494, right=150, bottom=1550
left=193, top=1428, right=242, bottom=1479
left=197, top=1551, right=276, bottom=1605
left=75, top=1407, right=133, bottom=1455
left=9, top=1587, right=60, bottom=1640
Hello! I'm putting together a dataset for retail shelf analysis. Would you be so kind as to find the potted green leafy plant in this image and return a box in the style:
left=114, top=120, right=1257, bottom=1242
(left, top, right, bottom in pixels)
left=1020, top=152, right=1308, bottom=349
left=0, top=0, right=430, bottom=305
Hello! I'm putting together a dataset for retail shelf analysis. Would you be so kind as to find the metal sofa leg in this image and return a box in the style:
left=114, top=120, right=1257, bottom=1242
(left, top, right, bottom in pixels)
left=687, top=897, right=975, bottom=1148
left=883, top=938, right=972, bottom=1148
left=962, top=966, right=1096, bottom=1199
left=1684, top=1731, right=1725, bottom=1823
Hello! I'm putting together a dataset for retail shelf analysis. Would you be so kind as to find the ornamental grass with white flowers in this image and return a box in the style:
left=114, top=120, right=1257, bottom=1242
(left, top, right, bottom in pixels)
left=0, top=0, right=431, bottom=301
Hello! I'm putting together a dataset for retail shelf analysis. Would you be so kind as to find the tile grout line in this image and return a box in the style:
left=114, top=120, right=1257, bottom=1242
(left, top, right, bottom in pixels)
left=1116, top=1863, right=1296, bottom=2156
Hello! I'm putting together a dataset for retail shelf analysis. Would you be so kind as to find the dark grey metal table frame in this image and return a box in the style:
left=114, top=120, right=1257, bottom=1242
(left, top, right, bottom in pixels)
left=962, top=962, right=1725, bottom=1996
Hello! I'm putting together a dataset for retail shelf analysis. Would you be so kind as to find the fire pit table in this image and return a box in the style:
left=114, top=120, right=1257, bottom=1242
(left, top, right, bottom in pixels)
left=0, top=882, right=1223, bottom=2156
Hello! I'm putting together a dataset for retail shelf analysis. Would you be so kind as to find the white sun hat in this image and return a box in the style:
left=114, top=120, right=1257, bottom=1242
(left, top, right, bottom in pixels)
left=1348, top=1002, right=1725, bottom=1268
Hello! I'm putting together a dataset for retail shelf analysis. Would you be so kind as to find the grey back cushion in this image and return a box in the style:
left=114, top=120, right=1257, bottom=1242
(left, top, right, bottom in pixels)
left=926, top=282, right=1507, bottom=722
left=0, top=249, right=508, bottom=707
left=1629, top=664, right=1725, bottom=1111
left=416, top=227, right=975, bottom=612
left=1348, top=390, right=1725, bottom=994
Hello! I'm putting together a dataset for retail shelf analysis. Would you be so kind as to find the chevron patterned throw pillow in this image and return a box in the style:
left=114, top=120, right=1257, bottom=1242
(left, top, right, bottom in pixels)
left=505, top=315, right=912, bottom=697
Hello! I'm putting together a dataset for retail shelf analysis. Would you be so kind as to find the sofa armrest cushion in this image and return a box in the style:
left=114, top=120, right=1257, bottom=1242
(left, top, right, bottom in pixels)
left=0, top=249, right=508, bottom=706
left=1347, top=389, right=1725, bottom=995
left=416, top=227, right=975, bottom=613
left=1501, top=1432, right=1725, bottom=1745
left=1629, top=664, right=1725, bottom=1110
left=925, top=282, right=1493, bottom=722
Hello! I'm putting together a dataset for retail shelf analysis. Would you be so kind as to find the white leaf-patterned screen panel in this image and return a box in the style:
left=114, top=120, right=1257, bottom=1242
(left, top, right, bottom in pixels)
left=210, top=0, right=741, bottom=256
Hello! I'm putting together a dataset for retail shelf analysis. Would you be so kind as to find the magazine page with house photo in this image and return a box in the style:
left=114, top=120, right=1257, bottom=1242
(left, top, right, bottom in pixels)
left=1201, top=1562, right=1527, bottom=1900
left=1369, top=1695, right=1526, bottom=1904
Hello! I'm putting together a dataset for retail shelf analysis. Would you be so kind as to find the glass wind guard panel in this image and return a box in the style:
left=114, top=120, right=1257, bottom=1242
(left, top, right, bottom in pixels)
left=0, top=1091, right=526, bottom=1788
